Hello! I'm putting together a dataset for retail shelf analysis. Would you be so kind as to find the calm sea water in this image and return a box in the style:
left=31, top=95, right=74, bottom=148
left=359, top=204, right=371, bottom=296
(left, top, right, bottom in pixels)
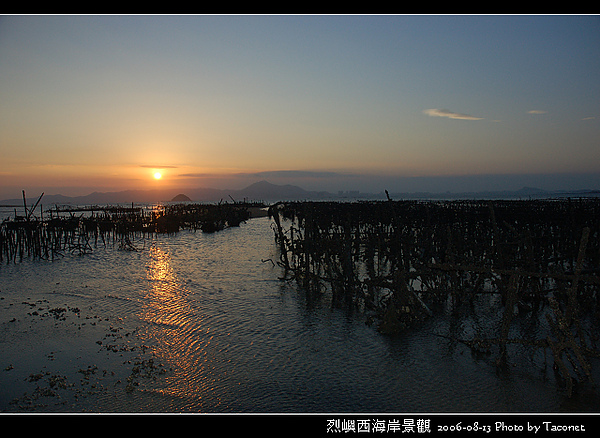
left=1, top=211, right=600, bottom=412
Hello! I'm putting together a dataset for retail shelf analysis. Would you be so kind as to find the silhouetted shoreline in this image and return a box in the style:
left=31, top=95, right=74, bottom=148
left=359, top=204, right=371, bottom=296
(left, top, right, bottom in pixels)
left=3, top=180, right=600, bottom=208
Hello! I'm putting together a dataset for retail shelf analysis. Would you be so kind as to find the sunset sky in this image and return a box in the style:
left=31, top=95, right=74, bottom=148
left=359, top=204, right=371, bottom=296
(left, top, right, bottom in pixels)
left=1, top=15, right=599, bottom=199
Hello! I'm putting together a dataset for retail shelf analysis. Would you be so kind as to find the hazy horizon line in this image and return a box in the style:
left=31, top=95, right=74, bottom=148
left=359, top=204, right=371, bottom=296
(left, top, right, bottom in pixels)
left=3, top=170, right=600, bottom=202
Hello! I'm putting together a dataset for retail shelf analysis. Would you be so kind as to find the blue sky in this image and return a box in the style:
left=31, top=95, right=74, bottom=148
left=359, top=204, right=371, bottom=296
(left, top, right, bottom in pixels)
left=1, top=15, right=599, bottom=198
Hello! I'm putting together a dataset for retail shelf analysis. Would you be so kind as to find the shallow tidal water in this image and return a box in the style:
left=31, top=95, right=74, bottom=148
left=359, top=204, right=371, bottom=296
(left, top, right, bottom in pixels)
left=1, top=215, right=600, bottom=413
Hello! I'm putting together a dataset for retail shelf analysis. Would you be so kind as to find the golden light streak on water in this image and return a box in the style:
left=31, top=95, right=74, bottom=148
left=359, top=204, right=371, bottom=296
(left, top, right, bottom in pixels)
left=139, top=244, right=225, bottom=409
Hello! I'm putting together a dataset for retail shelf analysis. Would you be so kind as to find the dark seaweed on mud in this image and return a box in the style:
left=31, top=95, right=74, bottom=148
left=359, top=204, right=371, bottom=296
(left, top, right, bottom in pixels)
left=269, top=198, right=600, bottom=397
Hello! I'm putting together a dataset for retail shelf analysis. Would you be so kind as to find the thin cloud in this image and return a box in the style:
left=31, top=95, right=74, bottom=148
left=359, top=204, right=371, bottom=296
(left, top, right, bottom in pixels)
left=179, top=170, right=357, bottom=179
left=582, top=116, right=596, bottom=121
left=140, top=165, right=179, bottom=169
left=423, top=109, right=483, bottom=121
left=251, top=170, right=355, bottom=179
left=527, top=110, right=547, bottom=114
left=179, top=172, right=218, bottom=178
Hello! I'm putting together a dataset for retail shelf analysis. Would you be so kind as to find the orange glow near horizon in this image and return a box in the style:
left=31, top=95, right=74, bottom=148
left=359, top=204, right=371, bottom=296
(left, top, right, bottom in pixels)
left=1, top=16, right=599, bottom=202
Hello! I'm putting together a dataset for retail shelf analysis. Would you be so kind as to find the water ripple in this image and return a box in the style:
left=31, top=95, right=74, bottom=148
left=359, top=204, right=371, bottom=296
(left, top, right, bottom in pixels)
left=0, top=217, right=587, bottom=412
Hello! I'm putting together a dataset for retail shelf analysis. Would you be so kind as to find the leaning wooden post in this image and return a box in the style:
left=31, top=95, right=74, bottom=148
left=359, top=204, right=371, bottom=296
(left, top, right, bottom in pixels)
left=565, top=227, right=590, bottom=325
left=268, top=202, right=290, bottom=272
left=27, top=192, right=44, bottom=221
left=498, top=273, right=519, bottom=361
left=22, top=190, right=28, bottom=221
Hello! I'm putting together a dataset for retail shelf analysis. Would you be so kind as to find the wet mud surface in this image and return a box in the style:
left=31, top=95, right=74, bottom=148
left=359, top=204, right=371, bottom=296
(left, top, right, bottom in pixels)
left=0, top=290, right=171, bottom=412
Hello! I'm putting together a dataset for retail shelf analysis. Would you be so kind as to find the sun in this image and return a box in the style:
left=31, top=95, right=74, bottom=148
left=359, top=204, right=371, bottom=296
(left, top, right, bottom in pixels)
left=153, top=172, right=162, bottom=180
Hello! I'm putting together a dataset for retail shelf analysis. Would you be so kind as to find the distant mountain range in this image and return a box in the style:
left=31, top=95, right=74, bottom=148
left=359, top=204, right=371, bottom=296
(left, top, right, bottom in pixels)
left=1, top=180, right=599, bottom=207
left=0, top=180, right=331, bottom=207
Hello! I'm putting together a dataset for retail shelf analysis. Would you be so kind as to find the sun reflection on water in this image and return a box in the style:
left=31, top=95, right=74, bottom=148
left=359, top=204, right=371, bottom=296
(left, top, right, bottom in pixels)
left=139, top=243, right=225, bottom=410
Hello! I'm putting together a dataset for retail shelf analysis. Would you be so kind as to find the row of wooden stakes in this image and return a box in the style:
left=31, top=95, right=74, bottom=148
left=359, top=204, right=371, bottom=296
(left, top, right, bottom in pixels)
left=268, top=198, right=600, bottom=397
